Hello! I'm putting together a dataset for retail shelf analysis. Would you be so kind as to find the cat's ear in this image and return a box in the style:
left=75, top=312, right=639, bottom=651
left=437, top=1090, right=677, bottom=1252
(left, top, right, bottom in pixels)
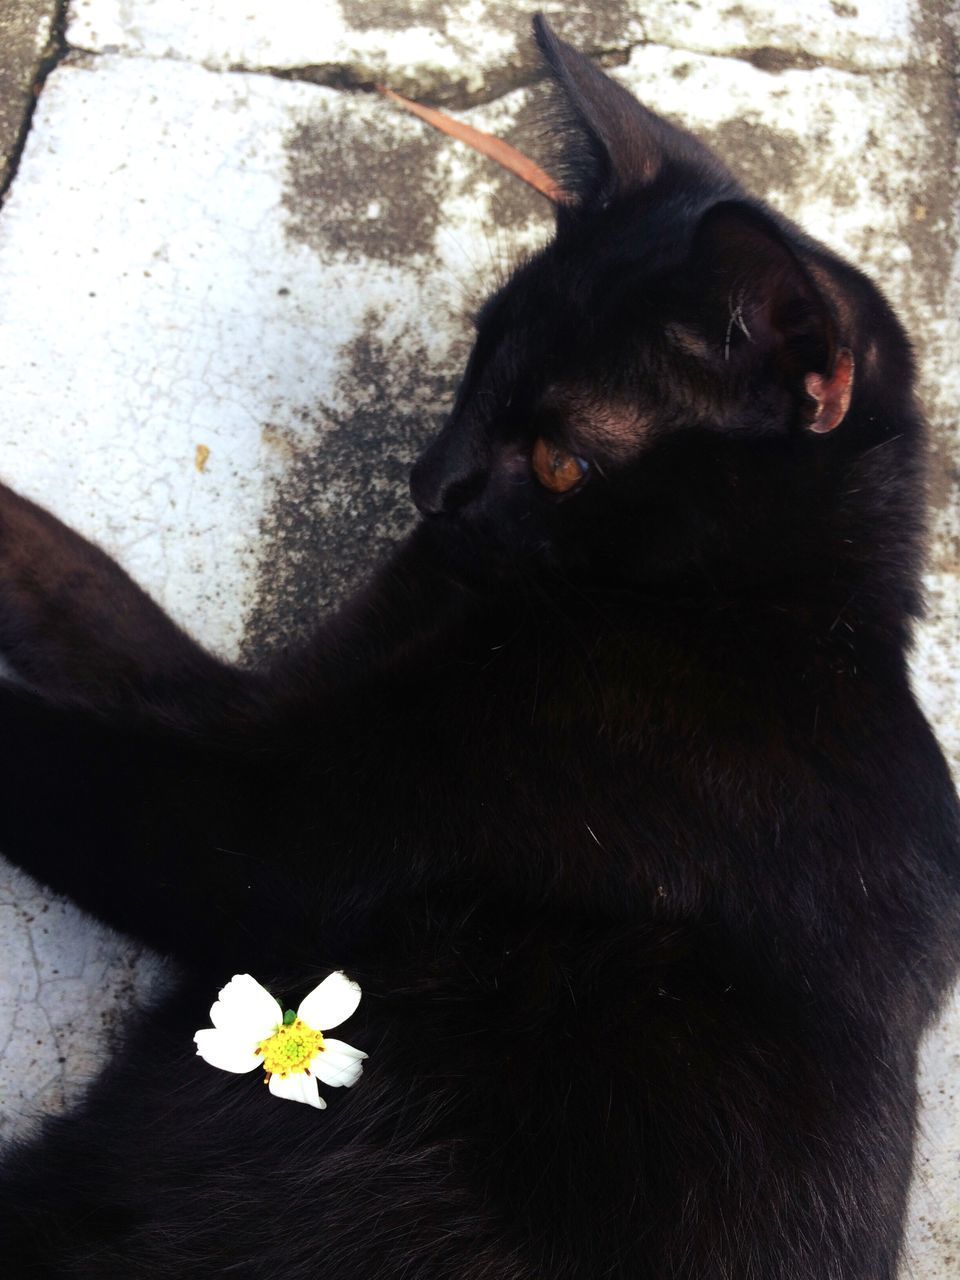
left=533, top=15, right=729, bottom=207
left=689, top=201, right=854, bottom=433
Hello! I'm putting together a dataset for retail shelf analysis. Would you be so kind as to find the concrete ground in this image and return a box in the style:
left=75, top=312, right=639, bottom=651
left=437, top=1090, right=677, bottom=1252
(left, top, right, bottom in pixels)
left=0, top=0, right=957, bottom=1272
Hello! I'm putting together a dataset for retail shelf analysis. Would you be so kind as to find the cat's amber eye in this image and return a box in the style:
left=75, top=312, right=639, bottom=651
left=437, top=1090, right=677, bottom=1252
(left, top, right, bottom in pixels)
left=531, top=438, right=590, bottom=494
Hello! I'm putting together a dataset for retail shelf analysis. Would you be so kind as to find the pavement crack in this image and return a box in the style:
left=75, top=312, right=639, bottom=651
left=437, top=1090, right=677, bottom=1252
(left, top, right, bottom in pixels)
left=36, top=35, right=950, bottom=122
left=0, top=0, right=71, bottom=209
left=253, top=60, right=543, bottom=108
left=206, top=43, right=954, bottom=116
left=646, top=38, right=930, bottom=78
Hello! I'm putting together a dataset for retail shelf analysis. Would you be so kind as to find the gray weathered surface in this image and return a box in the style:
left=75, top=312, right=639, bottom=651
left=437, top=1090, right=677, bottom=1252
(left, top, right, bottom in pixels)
left=0, top=2, right=957, bottom=1272
left=0, top=0, right=59, bottom=192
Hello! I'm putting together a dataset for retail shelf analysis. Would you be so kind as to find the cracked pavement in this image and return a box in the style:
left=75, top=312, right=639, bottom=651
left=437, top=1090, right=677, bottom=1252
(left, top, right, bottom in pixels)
left=0, top=1, right=957, bottom=1272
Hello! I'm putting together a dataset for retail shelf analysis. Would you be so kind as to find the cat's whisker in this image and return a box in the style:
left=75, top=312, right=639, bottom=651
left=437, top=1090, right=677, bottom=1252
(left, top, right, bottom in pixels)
left=585, top=823, right=606, bottom=851
left=434, top=226, right=504, bottom=317
left=859, top=433, right=904, bottom=458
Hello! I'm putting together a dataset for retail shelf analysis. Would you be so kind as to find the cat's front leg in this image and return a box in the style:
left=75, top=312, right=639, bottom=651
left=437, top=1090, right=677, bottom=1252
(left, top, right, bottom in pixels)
left=0, top=479, right=467, bottom=712
left=0, top=488, right=469, bottom=961
left=0, top=478, right=246, bottom=708
left=0, top=680, right=296, bottom=965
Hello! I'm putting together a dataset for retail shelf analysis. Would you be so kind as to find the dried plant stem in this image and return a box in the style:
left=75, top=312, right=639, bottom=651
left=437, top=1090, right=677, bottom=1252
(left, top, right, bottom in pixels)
left=378, top=86, right=568, bottom=205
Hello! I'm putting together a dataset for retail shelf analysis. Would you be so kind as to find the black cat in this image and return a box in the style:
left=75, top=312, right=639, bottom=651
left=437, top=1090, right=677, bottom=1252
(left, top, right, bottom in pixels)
left=1, top=17, right=957, bottom=1279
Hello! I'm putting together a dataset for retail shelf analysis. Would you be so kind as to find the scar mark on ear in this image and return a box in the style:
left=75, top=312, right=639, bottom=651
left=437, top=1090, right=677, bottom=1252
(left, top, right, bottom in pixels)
left=724, top=289, right=753, bottom=362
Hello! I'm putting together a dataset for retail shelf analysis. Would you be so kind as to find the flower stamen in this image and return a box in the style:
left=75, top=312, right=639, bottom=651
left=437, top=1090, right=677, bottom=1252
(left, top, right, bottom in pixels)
left=256, top=1019, right=325, bottom=1080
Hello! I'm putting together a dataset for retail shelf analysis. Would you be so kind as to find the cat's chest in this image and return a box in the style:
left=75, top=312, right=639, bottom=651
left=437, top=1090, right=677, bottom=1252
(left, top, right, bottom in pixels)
left=286, top=608, right=930, bottom=952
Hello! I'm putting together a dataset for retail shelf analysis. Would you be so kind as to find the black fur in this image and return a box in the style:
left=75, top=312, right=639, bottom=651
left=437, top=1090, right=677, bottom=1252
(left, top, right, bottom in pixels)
left=1, top=18, right=957, bottom=1278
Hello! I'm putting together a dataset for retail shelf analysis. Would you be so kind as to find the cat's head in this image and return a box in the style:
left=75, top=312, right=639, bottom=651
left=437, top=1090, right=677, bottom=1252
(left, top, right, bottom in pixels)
left=411, top=18, right=923, bottom=609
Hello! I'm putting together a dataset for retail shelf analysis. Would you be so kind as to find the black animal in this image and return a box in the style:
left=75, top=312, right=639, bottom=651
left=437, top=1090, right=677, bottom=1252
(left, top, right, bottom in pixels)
left=1, top=17, right=957, bottom=1279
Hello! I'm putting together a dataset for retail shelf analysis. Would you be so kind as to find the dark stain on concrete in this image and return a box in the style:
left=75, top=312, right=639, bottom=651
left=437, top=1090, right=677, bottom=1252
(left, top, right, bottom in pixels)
left=927, top=441, right=959, bottom=515
left=698, top=118, right=805, bottom=197
left=334, top=2, right=644, bottom=108
left=898, top=3, right=958, bottom=537
left=341, top=0, right=641, bottom=53
left=282, top=102, right=444, bottom=265
left=343, top=0, right=638, bottom=50
left=0, top=0, right=67, bottom=203
left=449, top=90, right=561, bottom=237
left=344, top=0, right=449, bottom=33
left=242, top=317, right=469, bottom=658
left=745, top=45, right=822, bottom=74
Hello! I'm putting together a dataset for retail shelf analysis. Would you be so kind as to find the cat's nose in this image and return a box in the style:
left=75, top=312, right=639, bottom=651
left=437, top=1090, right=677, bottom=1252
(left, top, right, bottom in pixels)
left=410, top=461, right=486, bottom=517
left=410, top=431, right=488, bottom=517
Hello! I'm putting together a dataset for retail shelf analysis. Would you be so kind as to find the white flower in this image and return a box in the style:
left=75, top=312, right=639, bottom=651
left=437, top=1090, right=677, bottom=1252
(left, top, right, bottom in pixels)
left=194, top=972, right=367, bottom=1109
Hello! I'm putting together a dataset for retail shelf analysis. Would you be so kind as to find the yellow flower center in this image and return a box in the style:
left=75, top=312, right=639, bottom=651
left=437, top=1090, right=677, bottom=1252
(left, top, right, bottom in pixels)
left=256, top=1019, right=325, bottom=1079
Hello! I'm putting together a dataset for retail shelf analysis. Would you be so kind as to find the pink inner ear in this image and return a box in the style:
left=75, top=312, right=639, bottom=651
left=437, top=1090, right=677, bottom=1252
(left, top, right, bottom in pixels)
left=805, top=348, right=855, bottom=434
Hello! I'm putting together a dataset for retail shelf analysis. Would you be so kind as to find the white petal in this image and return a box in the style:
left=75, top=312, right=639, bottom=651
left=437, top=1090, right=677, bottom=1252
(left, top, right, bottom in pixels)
left=297, top=972, right=362, bottom=1032
left=209, top=974, right=281, bottom=1043
left=268, top=1071, right=327, bottom=1109
left=309, top=1038, right=367, bottom=1089
left=194, top=1028, right=263, bottom=1074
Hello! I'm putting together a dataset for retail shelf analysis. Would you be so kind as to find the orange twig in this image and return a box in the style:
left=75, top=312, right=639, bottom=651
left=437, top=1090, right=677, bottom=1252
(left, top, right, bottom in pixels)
left=378, top=86, right=568, bottom=205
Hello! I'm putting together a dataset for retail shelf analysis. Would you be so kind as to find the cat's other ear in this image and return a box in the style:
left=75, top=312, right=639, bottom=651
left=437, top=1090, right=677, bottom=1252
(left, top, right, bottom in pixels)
left=689, top=201, right=854, bottom=433
left=533, top=15, right=732, bottom=207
